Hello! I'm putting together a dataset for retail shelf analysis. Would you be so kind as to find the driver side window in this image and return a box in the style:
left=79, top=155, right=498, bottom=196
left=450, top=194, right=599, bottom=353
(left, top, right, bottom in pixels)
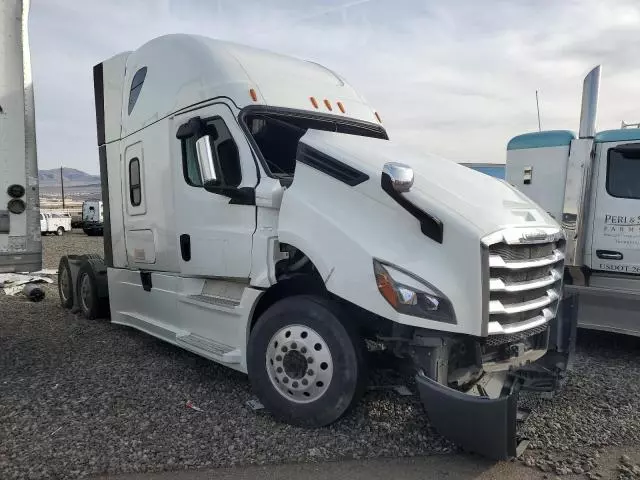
left=180, top=117, right=241, bottom=188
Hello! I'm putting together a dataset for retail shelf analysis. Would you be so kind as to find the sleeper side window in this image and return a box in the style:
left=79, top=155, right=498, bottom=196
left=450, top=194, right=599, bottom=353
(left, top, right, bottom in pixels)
left=180, top=117, right=242, bottom=188
left=607, top=147, right=640, bottom=199
left=129, top=158, right=142, bottom=206
left=128, top=67, right=147, bottom=115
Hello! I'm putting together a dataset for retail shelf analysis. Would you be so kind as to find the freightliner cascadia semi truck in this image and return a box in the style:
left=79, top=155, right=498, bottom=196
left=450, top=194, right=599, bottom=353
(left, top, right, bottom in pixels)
left=58, top=34, right=576, bottom=459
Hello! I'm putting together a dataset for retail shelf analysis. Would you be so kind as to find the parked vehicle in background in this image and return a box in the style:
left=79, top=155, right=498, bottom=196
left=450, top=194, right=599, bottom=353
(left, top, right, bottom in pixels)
left=461, top=163, right=505, bottom=179
left=40, top=211, right=71, bottom=235
left=0, top=0, right=41, bottom=273
left=82, top=200, right=103, bottom=236
left=507, top=66, right=640, bottom=337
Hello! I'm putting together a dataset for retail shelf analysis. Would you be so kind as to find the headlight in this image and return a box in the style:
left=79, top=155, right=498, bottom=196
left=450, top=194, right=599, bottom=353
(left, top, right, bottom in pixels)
left=373, top=259, right=455, bottom=323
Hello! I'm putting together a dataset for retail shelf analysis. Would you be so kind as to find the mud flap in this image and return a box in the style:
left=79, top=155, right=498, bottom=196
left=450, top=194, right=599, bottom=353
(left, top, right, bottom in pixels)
left=416, top=374, right=519, bottom=460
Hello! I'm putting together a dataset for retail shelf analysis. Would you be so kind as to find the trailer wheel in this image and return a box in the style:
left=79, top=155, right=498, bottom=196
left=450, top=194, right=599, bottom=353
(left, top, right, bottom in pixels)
left=58, top=256, right=74, bottom=309
left=56, top=226, right=65, bottom=236
left=76, top=264, right=101, bottom=319
left=247, top=295, right=366, bottom=427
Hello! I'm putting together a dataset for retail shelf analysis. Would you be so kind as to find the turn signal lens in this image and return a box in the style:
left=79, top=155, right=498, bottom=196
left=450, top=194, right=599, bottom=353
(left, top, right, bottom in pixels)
left=375, top=266, right=398, bottom=308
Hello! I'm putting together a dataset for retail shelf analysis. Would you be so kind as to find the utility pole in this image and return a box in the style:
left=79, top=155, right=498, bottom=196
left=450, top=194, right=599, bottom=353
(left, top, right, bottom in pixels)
left=536, top=90, right=542, bottom=132
left=60, top=165, right=65, bottom=209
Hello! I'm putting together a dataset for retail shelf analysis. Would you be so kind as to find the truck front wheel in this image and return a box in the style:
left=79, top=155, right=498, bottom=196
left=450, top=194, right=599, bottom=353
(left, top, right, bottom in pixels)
left=247, top=295, right=366, bottom=427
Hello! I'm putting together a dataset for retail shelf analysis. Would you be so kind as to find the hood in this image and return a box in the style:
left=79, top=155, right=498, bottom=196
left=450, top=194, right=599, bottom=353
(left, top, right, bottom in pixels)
left=299, top=130, right=558, bottom=236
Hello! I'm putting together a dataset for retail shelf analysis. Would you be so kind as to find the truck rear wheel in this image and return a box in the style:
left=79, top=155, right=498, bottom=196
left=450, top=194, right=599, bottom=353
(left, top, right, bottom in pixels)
left=76, top=263, right=106, bottom=320
left=247, top=295, right=366, bottom=427
left=58, top=256, right=74, bottom=309
left=56, top=226, right=64, bottom=236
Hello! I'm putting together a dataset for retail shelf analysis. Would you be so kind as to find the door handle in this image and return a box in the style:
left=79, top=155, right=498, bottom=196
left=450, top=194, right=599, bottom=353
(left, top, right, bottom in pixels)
left=180, top=234, right=191, bottom=261
left=596, top=250, right=623, bottom=260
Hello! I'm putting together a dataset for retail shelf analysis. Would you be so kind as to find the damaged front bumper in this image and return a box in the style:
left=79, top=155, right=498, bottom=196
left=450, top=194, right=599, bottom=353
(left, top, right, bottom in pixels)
left=414, top=293, right=578, bottom=460
left=416, top=373, right=519, bottom=459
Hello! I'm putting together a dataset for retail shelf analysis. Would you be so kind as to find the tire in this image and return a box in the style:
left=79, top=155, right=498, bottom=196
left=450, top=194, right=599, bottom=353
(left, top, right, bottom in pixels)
left=58, top=256, right=74, bottom=309
left=247, top=295, right=366, bottom=427
left=76, top=263, right=101, bottom=319
left=56, top=226, right=64, bottom=236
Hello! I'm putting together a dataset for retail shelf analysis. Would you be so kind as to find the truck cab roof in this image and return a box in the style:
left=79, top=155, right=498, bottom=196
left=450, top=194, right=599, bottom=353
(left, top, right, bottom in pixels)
left=106, top=34, right=380, bottom=141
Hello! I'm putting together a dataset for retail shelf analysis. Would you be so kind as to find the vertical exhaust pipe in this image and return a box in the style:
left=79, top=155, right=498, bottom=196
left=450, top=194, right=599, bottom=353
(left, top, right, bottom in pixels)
left=578, top=65, right=601, bottom=138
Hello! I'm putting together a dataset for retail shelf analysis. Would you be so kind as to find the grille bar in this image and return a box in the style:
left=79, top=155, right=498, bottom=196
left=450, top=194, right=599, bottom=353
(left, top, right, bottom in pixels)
left=490, top=269, right=561, bottom=292
left=489, top=289, right=559, bottom=315
left=489, top=250, right=564, bottom=269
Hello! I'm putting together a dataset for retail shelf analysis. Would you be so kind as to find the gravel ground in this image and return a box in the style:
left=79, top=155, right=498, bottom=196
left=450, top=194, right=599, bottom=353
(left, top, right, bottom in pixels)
left=1, top=232, right=639, bottom=479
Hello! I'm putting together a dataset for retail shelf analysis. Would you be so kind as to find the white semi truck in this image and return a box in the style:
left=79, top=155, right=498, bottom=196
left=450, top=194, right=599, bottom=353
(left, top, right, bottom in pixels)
left=82, top=200, right=104, bottom=236
left=507, top=66, right=640, bottom=337
left=0, top=0, right=41, bottom=273
left=57, top=34, right=577, bottom=459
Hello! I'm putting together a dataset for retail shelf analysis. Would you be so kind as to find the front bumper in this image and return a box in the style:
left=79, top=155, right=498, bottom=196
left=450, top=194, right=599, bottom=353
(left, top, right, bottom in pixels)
left=416, top=374, right=519, bottom=460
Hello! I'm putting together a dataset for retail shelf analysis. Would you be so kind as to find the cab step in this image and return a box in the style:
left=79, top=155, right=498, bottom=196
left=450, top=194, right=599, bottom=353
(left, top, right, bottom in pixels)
left=175, top=332, right=241, bottom=364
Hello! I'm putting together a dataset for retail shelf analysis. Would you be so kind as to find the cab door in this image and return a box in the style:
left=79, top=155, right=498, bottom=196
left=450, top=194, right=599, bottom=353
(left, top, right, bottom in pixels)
left=590, top=142, right=640, bottom=274
left=172, top=102, right=258, bottom=279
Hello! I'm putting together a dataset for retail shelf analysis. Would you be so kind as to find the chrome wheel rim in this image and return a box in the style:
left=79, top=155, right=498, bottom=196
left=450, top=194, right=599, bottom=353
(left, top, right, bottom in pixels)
left=266, top=324, right=333, bottom=404
left=80, top=274, right=92, bottom=313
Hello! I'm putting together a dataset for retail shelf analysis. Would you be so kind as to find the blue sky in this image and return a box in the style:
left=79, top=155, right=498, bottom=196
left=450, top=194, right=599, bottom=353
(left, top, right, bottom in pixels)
left=30, top=0, right=640, bottom=173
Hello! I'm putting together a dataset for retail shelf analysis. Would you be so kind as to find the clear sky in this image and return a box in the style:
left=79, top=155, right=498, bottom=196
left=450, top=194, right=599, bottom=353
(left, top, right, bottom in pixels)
left=30, top=0, right=640, bottom=174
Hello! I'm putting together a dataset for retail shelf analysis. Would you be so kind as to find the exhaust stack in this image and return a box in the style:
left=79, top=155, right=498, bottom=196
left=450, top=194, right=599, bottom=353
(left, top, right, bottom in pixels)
left=578, top=65, right=601, bottom=138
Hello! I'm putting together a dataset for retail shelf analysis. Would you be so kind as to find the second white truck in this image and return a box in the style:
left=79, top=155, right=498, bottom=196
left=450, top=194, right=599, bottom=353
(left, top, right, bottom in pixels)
left=58, top=34, right=577, bottom=459
left=507, top=66, right=640, bottom=337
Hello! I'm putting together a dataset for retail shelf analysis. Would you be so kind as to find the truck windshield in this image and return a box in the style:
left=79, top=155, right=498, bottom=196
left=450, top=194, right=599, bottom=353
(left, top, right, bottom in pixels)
left=241, top=108, right=388, bottom=178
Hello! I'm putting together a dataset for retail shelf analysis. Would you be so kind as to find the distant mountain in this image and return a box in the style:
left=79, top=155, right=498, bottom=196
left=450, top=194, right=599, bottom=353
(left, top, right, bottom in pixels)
left=38, top=168, right=100, bottom=186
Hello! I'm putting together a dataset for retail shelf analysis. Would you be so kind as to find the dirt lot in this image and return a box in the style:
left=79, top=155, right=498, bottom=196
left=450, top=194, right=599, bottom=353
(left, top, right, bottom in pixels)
left=1, top=231, right=639, bottom=479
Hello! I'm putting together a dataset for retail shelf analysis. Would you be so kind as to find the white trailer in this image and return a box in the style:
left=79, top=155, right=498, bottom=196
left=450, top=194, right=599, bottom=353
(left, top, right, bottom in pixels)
left=507, top=66, right=640, bottom=337
left=82, top=200, right=104, bottom=236
left=40, top=211, right=71, bottom=236
left=58, top=34, right=576, bottom=459
left=0, top=0, right=41, bottom=273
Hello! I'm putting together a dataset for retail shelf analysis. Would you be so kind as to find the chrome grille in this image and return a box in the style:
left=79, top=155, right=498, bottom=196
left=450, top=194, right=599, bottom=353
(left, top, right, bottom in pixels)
left=483, top=229, right=565, bottom=335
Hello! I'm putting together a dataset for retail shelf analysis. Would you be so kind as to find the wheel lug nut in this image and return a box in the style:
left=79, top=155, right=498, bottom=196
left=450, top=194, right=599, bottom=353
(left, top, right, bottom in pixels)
left=307, top=369, right=314, bottom=376
left=281, top=346, right=288, bottom=353
left=300, top=347, right=307, bottom=354
left=283, top=377, right=289, bottom=384
left=302, top=379, right=308, bottom=386
left=292, top=381, right=299, bottom=388
left=276, top=367, right=283, bottom=373
left=291, top=342, right=297, bottom=349
left=276, top=355, right=282, bottom=361
left=307, top=357, right=313, bottom=364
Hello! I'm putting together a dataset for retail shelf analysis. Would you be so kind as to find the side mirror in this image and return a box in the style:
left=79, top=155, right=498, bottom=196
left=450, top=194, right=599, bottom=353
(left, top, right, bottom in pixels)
left=382, top=162, right=414, bottom=192
left=196, top=136, right=219, bottom=185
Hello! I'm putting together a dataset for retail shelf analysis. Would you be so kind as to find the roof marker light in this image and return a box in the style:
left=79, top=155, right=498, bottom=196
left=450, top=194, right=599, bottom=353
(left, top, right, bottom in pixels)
left=249, top=88, right=258, bottom=101
left=375, top=111, right=382, bottom=123
left=310, top=96, right=319, bottom=109
left=337, top=101, right=346, bottom=113
left=324, top=99, right=332, bottom=111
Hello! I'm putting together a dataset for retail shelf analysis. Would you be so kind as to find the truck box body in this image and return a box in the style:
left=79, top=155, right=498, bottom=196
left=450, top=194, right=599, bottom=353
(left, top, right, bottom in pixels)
left=0, top=0, right=41, bottom=273
left=40, top=211, right=71, bottom=235
left=55, top=34, right=574, bottom=459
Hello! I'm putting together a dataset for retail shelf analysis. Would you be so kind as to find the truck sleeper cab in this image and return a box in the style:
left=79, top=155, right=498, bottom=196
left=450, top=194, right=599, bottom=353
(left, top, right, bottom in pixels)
left=58, top=34, right=575, bottom=460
